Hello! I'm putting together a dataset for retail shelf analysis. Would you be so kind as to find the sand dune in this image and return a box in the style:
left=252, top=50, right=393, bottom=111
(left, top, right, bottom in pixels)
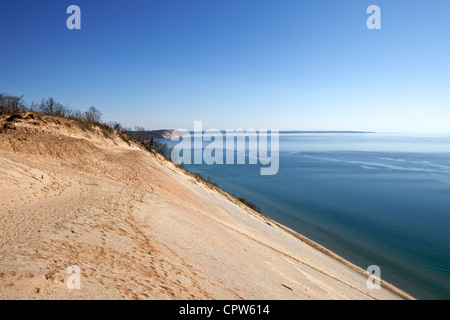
left=0, top=113, right=413, bottom=300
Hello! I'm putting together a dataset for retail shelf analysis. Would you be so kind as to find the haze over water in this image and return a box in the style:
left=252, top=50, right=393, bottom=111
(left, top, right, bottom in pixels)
left=166, top=133, right=450, bottom=299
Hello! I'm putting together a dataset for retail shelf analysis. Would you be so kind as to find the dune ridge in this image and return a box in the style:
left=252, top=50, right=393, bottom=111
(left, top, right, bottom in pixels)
left=0, top=113, right=414, bottom=300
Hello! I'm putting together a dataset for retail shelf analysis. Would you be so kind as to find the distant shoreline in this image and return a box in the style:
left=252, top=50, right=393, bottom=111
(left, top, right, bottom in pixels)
left=278, top=131, right=376, bottom=134
left=146, top=130, right=376, bottom=140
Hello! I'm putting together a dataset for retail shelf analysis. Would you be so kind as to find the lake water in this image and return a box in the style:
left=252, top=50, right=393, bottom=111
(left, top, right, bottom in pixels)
left=163, top=133, right=450, bottom=299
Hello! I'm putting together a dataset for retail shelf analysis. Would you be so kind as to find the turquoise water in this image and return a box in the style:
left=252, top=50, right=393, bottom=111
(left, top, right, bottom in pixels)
left=164, top=133, right=450, bottom=299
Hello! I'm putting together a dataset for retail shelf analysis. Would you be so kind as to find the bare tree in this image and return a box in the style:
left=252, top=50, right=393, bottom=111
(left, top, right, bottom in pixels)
left=28, top=102, right=39, bottom=112
left=53, top=103, right=69, bottom=117
left=153, top=140, right=168, bottom=157
left=0, top=93, right=6, bottom=115
left=67, top=108, right=83, bottom=119
left=38, top=97, right=56, bottom=115
left=0, top=93, right=5, bottom=114
left=0, top=93, right=26, bottom=115
left=37, top=97, right=71, bottom=117
left=84, top=106, right=102, bottom=123
left=134, top=126, right=149, bottom=144
left=106, top=121, right=123, bottom=132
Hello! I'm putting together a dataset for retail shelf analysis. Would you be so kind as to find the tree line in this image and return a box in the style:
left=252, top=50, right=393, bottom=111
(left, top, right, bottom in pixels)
left=0, top=92, right=168, bottom=157
left=1, top=93, right=102, bottom=123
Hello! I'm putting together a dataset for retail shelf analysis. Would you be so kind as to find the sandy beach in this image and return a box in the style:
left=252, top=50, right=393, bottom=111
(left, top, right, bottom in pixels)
left=0, top=113, right=414, bottom=300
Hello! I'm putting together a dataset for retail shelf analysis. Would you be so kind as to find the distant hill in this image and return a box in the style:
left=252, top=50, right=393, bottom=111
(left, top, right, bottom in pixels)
left=129, top=129, right=183, bottom=140
left=146, top=129, right=177, bottom=140
left=133, top=130, right=375, bottom=141
left=183, top=130, right=375, bottom=135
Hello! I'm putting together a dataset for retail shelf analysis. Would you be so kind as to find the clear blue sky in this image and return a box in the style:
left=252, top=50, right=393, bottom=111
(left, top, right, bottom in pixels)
left=1, top=0, right=449, bottom=132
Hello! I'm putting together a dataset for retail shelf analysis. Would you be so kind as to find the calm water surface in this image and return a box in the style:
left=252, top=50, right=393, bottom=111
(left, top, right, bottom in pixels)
left=164, top=133, right=450, bottom=299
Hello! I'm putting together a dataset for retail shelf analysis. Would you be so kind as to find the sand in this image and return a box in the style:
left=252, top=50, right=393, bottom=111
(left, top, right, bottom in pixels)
left=0, top=113, right=414, bottom=300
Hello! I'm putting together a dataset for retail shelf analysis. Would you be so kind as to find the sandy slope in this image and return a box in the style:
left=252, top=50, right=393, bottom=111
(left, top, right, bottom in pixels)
left=0, top=113, right=413, bottom=300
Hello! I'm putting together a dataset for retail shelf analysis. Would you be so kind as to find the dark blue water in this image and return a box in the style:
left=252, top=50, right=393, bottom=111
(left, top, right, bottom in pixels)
left=164, top=133, right=450, bottom=299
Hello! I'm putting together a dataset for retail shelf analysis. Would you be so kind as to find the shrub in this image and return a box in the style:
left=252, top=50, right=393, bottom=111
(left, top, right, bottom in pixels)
left=133, top=126, right=149, bottom=144
left=238, top=197, right=262, bottom=213
left=106, top=121, right=123, bottom=132
left=38, top=97, right=70, bottom=117
left=153, top=140, right=168, bottom=157
left=84, top=106, right=102, bottom=123
left=0, top=93, right=26, bottom=115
